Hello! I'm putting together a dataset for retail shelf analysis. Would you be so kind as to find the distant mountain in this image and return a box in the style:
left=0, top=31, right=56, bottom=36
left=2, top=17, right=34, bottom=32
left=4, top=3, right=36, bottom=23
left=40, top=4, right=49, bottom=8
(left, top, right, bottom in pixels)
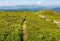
left=0, top=5, right=60, bottom=12
left=51, top=7, right=60, bottom=12
left=0, top=5, right=47, bottom=12
left=47, top=5, right=60, bottom=12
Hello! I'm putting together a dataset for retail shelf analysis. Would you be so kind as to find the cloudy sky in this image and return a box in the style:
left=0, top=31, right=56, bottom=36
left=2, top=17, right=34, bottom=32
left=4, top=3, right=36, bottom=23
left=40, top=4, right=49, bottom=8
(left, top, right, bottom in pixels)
left=0, top=0, right=60, bottom=6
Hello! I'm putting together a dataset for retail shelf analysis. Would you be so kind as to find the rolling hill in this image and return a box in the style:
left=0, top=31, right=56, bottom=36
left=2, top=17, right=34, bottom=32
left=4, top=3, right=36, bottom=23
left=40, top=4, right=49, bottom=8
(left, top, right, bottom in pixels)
left=0, top=10, right=60, bottom=41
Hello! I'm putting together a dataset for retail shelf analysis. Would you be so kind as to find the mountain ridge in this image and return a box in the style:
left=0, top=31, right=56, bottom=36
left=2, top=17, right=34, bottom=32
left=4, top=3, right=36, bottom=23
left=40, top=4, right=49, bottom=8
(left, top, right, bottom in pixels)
left=0, top=5, right=60, bottom=12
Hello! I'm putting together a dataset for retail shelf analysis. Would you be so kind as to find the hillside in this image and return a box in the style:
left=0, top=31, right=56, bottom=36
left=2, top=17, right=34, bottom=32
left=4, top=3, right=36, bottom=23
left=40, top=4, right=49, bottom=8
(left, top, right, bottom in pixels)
left=0, top=10, right=60, bottom=41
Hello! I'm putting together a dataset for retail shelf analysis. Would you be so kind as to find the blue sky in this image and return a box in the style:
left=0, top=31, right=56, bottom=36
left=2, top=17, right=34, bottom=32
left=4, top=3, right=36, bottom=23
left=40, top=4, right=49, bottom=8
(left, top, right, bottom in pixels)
left=0, top=0, right=60, bottom=6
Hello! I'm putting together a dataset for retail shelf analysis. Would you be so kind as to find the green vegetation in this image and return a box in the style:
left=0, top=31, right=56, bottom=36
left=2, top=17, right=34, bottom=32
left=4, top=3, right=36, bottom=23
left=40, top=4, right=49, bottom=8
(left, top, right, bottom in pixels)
left=0, top=10, right=60, bottom=41
left=37, top=10, right=60, bottom=20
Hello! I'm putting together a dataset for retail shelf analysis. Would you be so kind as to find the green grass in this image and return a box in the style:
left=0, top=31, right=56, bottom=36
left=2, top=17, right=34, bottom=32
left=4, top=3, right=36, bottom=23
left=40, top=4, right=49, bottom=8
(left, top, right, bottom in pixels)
left=0, top=10, right=60, bottom=41
left=0, top=12, right=27, bottom=41
left=37, top=10, right=60, bottom=20
left=25, top=13, right=60, bottom=41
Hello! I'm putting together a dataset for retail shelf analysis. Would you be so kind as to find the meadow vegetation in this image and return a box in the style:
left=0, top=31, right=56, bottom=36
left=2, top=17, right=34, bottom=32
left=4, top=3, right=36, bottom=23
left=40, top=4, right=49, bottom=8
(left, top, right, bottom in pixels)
left=0, top=10, right=60, bottom=41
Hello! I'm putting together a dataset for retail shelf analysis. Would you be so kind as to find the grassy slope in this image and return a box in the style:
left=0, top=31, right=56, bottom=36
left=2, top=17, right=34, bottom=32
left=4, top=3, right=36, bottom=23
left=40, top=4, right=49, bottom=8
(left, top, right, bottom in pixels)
left=0, top=12, right=27, bottom=41
left=0, top=10, right=60, bottom=41
left=25, top=13, right=60, bottom=41
left=37, top=10, right=60, bottom=20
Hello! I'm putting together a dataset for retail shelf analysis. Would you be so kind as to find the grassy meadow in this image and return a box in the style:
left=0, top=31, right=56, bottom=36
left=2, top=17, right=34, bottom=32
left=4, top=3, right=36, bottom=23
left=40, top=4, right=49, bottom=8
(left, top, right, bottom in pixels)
left=0, top=10, right=60, bottom=41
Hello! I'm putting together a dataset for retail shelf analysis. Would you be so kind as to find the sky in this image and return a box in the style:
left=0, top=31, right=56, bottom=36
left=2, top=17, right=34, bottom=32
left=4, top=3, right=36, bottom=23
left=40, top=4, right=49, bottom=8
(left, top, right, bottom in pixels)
left=0, top=0, right=60, bottom=6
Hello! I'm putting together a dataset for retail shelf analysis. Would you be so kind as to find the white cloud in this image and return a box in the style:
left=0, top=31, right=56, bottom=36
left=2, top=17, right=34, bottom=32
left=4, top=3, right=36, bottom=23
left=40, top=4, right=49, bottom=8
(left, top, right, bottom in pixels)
left=41, top=2, right=60, bottom=6
left=0, top=1, right=17, bottom=6
left=37, top=1, right=41, bottom=5
left=5, top=1, right=9, bottom=3
left=0, top=1, right=60, bottom=6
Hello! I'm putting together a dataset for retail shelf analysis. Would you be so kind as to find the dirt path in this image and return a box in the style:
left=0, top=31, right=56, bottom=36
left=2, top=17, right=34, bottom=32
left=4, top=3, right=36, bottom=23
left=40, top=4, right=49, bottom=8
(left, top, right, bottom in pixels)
left=21, top=15, right=27, bottom=41
left=23, top=23, right=27, bottom=40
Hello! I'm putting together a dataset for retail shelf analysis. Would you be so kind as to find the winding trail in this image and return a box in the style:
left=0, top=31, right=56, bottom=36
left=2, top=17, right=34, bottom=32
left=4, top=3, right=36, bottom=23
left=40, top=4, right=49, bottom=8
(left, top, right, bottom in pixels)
left=21, top=15, right=27, bottom=41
